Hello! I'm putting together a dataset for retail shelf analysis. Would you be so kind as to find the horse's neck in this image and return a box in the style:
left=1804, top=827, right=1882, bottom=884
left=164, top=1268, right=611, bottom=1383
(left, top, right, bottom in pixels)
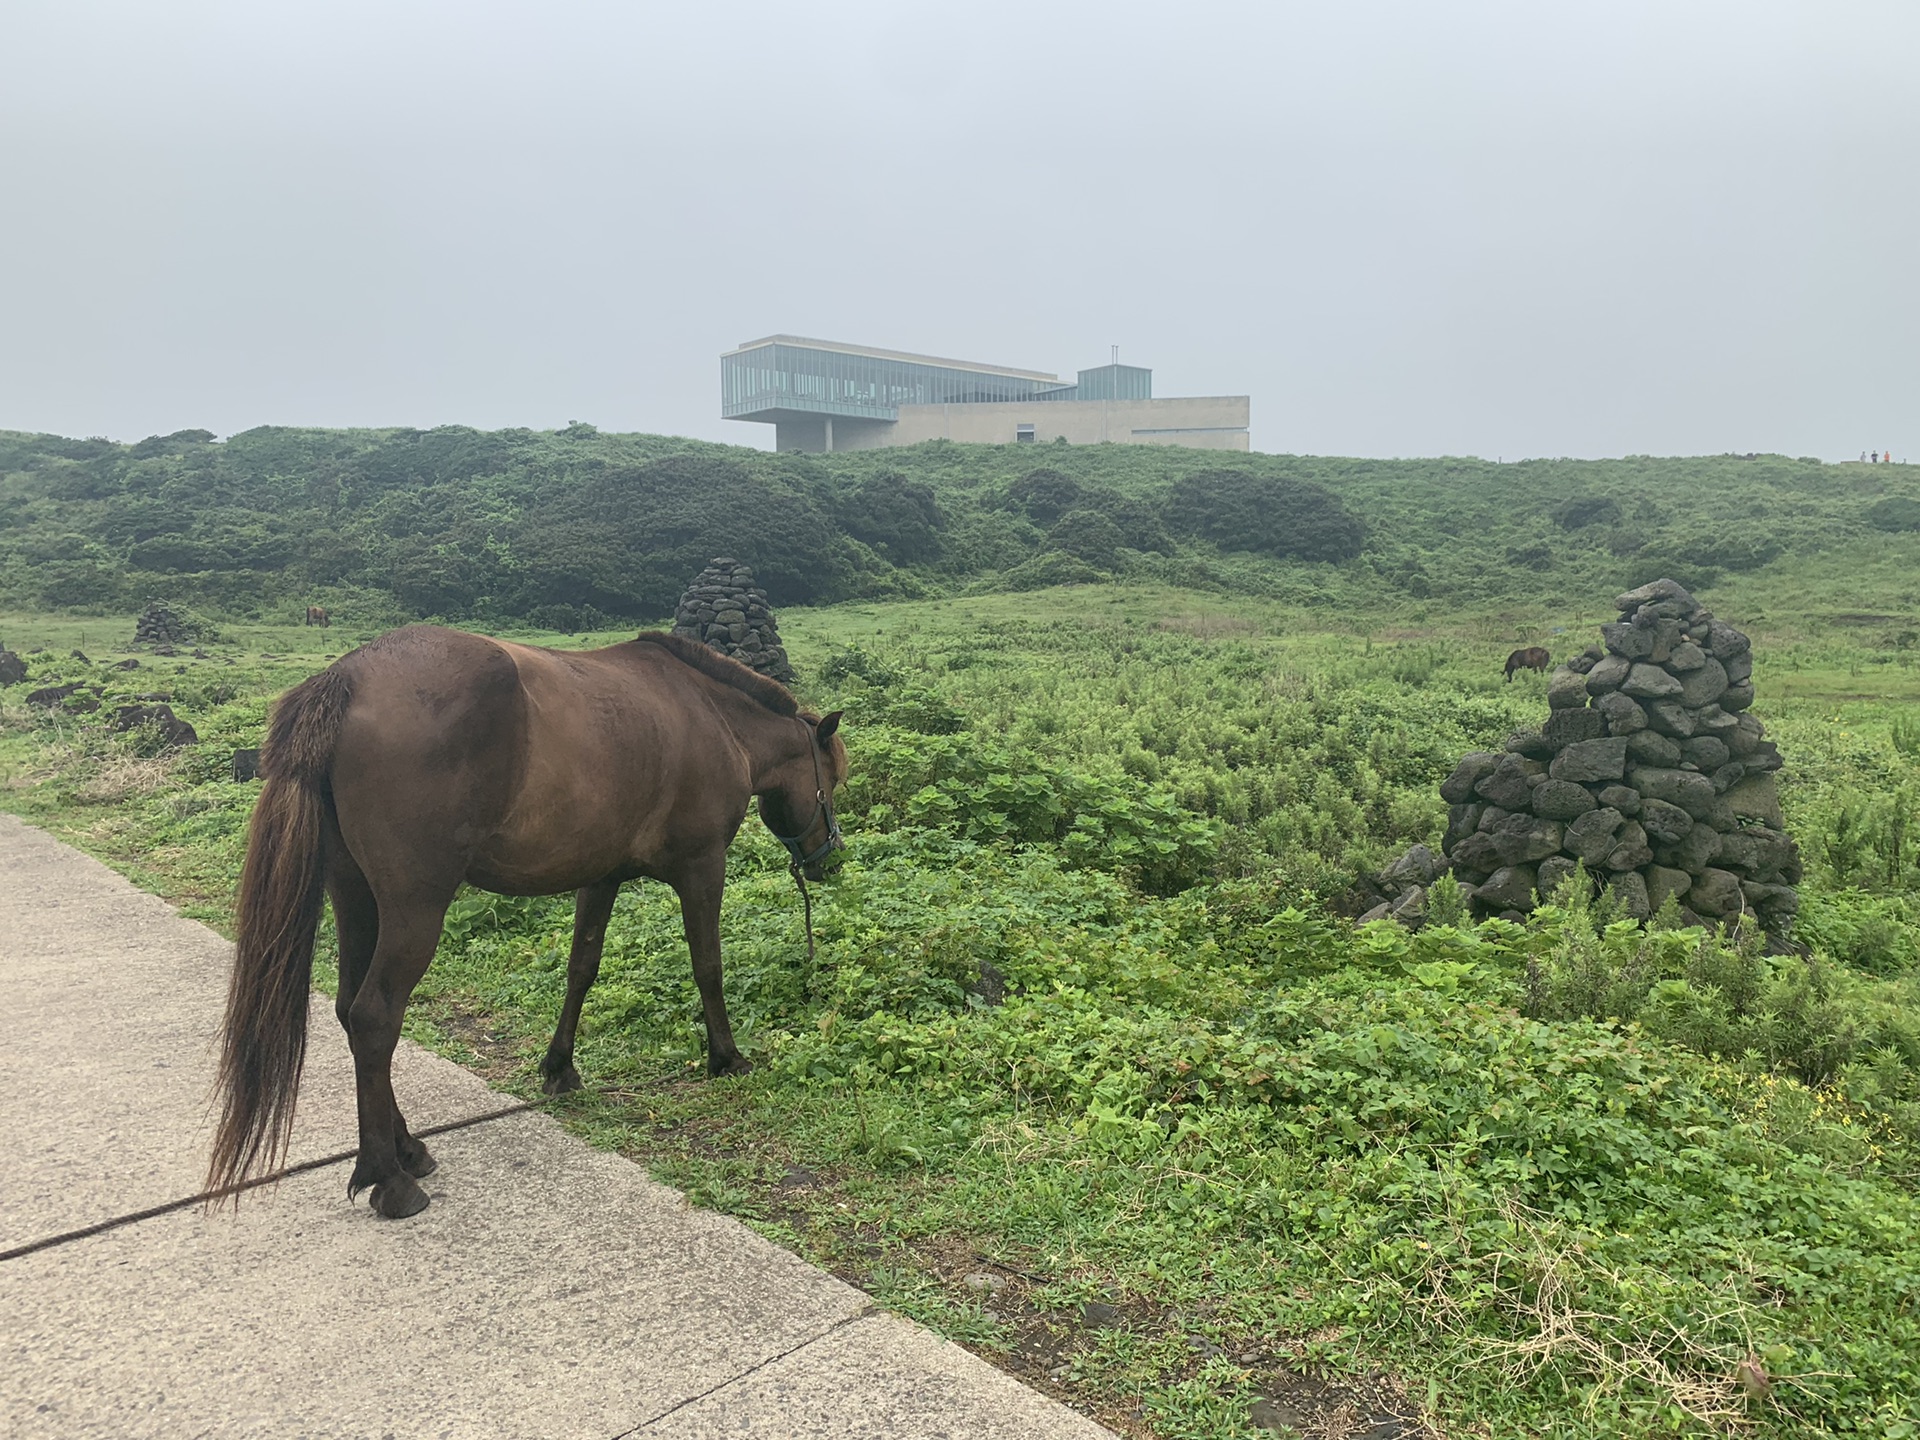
left=705, top=687, right=803, bottom=791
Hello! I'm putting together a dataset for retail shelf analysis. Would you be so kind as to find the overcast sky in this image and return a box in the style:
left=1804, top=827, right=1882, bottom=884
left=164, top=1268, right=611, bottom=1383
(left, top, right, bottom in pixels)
left=2, top=1, right=1913, bottom=459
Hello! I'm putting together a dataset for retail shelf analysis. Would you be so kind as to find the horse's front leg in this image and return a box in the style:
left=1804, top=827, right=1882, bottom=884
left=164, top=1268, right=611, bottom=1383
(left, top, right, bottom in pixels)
left=671, top=853, right=748, bottom=1076
left=540, top=878, right=621, bottom=1095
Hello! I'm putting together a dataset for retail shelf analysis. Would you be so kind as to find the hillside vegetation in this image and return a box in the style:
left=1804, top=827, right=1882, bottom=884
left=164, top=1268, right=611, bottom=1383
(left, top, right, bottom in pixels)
left=4, top=425, right=1918, bottom=631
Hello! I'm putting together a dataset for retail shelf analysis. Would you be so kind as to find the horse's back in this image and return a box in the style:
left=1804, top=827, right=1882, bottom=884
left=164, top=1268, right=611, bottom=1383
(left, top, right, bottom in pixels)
left=478, top=640, right=742, bottom=882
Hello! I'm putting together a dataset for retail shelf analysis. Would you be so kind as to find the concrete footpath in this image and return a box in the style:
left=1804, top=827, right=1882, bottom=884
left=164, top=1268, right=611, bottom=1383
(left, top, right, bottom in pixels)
left=0, top=814, right=1116, bottom=1439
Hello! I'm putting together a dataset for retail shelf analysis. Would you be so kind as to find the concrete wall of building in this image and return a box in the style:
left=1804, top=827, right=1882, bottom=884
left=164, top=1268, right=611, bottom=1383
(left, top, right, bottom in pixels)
left=774, top=415, right=895, bottom=453
left=825, top=396, right=1250, bottom=452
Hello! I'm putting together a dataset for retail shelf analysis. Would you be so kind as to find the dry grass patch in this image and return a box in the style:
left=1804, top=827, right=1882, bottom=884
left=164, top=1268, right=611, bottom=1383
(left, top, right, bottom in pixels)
left=71, top=754, right=179, bottom=805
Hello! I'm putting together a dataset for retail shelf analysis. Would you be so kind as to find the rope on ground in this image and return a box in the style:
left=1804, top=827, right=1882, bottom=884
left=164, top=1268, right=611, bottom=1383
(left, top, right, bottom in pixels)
left=0, top=1099, right=544, bottom=1263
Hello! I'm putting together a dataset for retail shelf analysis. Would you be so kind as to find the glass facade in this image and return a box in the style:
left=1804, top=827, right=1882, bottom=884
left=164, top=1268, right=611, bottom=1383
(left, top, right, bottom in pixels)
left=1069, top=364, right=1153, bottom=402
left=722, top=341, right=1076, bottom=423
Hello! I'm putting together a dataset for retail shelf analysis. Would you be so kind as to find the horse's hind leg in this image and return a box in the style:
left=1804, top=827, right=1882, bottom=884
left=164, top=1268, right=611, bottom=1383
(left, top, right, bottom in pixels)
left=329, top=849, right=435, bottom=1181
left=345, top=892, right=451, bottom=1218
left=672, top=853, right=749, bottom=1077
left=540, top=878, right=620, bottom=1095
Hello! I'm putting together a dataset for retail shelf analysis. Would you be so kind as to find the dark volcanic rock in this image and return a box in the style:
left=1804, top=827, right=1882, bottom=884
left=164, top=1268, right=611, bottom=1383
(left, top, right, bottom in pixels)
left=1474, top=864, right=1539, bottom=913
left=1596, top=691, right=1647, bottom=735
left=1474, top=754, right=1540, bottom=810
left=1549, top=737, right=1629, bottom=783
left=1621, top=663, right=1683, bottom=700
left=1563, top=807, right=1626, bottom=865
left=1440, top=752, right=1500, bottom=804
left=1609, top=871, right=1652, bottom=921
left=109, top=703, right=198, bottom=748
left=1532, top=779, right=1598, bottom=820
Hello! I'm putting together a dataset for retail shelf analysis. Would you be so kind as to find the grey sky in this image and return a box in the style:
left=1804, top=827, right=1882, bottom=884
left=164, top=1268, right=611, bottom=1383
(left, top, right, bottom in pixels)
left=2, top=1, right=1913, bottom=459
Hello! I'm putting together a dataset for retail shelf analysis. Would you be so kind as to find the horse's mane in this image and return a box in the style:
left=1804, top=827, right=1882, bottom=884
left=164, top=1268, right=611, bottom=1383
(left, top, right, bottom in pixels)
left=629, top=632, right=799, bottom=716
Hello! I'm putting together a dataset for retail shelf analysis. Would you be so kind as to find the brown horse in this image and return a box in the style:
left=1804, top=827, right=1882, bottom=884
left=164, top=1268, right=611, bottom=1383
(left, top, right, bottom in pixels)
left=305, top=605, right=330, bottom=628
left=208, top=626, right=846, bottom=1219
left=1504, top=646, right=1551, bottom=682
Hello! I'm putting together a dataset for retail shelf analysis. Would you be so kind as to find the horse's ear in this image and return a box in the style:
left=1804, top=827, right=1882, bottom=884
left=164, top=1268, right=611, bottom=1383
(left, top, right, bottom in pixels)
left=815, top=711, right=843, bottom=744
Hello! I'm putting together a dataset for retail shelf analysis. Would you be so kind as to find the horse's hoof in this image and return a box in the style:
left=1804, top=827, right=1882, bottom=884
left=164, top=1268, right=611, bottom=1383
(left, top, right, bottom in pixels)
left=399, top=1138, right=437, bottom=1178
left=541, top=1064, right=582, bottom=1096
left=709, top=1053, right=754, bottom=1078
left=368, top=1171, right=430, bottom=1219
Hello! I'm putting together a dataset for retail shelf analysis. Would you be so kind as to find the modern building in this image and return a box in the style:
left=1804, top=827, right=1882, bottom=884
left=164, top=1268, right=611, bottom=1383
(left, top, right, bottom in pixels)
left=720, top=335, right=1249, bottom=452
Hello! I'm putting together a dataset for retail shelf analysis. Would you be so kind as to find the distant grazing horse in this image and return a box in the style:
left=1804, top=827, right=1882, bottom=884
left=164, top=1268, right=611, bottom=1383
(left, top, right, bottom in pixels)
left=1504, top=646, right=1552, bottom=682
left=208, top=627, right=847, bottom=1218
left=305, top=605, right=330, bottom=628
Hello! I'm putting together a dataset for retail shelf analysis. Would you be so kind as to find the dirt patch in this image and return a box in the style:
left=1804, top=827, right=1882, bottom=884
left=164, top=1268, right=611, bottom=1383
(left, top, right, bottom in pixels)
left=419, top=998, right=528, bottom=1083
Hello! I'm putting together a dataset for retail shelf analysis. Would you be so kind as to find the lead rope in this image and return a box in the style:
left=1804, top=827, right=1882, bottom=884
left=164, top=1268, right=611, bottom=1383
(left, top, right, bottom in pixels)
left=792, top=859, right=817, bottom=965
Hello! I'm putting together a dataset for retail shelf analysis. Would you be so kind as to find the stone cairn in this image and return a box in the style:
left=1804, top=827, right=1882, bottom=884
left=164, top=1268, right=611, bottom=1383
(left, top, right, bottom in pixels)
left=669, top=558, right=794, bottom=684
left=133, top=599, right=190, bottom=648
left=1364, top=579, right=1800, bottom=937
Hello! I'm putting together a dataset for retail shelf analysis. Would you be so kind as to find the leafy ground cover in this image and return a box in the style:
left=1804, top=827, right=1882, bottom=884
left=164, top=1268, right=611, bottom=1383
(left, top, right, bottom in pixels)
left=3, top=585, right=1919, bottom=1438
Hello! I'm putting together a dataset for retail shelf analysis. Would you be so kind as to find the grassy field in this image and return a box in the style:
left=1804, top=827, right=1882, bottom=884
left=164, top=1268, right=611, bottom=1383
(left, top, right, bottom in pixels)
left=4, top=584, right=1919, bottom=1439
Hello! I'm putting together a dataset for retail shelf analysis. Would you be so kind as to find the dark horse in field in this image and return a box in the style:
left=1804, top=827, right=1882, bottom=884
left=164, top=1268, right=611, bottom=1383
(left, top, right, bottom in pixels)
left=1503, top=646, right=1551, bottom=682
left=207, top=627, right=846, bottom=1218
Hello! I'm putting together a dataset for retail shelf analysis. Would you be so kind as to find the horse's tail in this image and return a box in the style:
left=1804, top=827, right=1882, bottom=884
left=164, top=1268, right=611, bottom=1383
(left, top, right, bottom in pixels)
left=207, top=667, right=352, bottom=1202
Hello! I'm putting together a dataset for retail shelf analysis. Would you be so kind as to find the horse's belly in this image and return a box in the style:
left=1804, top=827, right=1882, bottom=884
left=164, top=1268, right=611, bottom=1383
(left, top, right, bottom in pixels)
left=466, top=795, right=642, bottom=892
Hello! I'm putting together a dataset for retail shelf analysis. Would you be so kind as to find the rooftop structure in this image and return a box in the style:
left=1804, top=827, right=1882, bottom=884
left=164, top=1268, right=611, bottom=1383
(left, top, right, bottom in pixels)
left=721, top=335, right=1248, bottom=452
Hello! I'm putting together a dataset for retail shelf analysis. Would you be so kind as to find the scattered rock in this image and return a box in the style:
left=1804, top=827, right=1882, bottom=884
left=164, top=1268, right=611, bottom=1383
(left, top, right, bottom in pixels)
left=0, top=649, right=28, bottom=686
left=109, top=703, right=198, bottom=748
left=969, top=959, right=1007, bottom=1008
left=232, top=747, right=262, bottom=782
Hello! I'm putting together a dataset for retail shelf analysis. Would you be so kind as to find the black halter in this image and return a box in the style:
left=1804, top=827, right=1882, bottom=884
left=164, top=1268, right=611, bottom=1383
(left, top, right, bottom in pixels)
left=765, top=717, right=843, bottom=965
left=765, top=717, right=844, bottom=871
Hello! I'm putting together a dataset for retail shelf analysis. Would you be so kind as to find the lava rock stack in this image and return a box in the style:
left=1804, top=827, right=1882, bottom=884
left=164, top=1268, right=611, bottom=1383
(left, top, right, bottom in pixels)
left=133, top=600, right=189, bottom=648
left=1366, top=579, right=1800, bottom=938
left=669, top=558, right=794, bottom=684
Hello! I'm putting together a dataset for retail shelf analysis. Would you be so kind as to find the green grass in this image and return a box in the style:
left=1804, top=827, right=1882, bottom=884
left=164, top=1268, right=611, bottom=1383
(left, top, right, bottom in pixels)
left=4, top=584, right=1920, bottom=1438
